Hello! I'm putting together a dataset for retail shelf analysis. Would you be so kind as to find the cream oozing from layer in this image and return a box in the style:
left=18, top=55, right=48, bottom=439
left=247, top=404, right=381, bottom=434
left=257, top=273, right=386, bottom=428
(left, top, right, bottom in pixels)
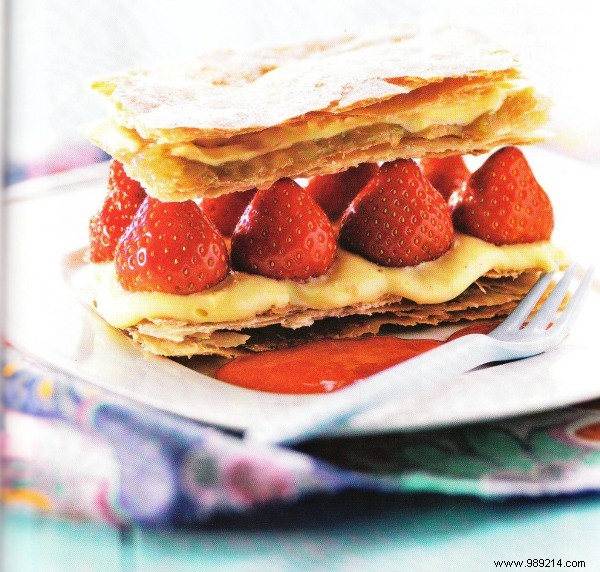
left=78, top=234, right=568, bottom=329
left=88, top=82, right=515, bottom=167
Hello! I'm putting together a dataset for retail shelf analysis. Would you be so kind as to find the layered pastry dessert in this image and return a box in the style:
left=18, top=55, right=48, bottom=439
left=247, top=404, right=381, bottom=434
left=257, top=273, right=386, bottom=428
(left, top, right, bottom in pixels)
left=78, top=25, right=567, bottom=359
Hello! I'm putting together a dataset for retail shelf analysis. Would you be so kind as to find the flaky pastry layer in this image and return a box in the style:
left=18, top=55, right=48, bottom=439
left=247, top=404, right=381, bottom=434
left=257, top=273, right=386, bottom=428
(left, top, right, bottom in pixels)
left=91, top=26, right=519, bottom=140
left=127, top=273, right=541, bottom=357
left=87, top=85, right=547, bottom=201
left=86, top=26, right=549, bottom=201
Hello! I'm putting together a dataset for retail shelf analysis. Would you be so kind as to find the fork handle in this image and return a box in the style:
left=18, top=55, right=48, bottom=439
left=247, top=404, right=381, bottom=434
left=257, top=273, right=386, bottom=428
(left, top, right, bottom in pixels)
left=245, top=334, right=505, bottom=445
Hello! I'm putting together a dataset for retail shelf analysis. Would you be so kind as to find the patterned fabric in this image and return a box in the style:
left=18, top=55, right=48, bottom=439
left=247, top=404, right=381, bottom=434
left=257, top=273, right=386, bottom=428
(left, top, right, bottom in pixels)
left=3, top=346, right=600, bottom=526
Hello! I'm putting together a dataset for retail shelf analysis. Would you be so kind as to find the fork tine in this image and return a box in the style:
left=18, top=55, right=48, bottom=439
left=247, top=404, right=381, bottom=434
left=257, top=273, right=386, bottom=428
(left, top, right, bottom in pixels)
left=552, top=265, right=595, bottom=330
left=524, top=264, right=578, bottom=331
left=492, top=271, right=554, bottom=334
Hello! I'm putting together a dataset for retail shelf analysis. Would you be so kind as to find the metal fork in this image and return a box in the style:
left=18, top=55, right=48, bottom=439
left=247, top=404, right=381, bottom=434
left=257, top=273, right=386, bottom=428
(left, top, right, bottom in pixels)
left=245, top=264, right=595, bottom=446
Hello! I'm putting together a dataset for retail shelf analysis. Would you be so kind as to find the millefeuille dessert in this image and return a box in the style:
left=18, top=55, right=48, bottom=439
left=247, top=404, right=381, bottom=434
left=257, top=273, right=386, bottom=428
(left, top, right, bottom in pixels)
left=78, top=25, right=568, bottom=359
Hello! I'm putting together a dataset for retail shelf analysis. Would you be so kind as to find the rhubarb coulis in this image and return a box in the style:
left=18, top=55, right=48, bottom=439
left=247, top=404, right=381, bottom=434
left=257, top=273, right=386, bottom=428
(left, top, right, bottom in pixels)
left=215, top=322, right=501, bottom=394
left=215, top=336, right=443, bottom=394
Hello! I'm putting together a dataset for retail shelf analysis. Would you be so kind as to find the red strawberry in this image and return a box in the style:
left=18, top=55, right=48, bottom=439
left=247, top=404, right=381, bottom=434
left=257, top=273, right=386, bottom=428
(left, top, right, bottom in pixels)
left=115, top=197, right=229, bottom=294
left=199, top=188, right=257, bottom=237
left=89, top=160, right=147, bottom=262
left=420, top=155, right=470, bottom=201
left=453, top=147, right=554, bottom=245
left=339, top=159, right=453, bottom=267
left=305, top=163, right=379, bottom=220
left=231, top=178, right=337, bottom=281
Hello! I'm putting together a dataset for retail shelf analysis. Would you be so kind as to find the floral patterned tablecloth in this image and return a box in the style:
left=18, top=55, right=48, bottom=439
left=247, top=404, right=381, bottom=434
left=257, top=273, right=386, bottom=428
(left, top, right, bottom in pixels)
left=3, top=344, right=600, bottom=527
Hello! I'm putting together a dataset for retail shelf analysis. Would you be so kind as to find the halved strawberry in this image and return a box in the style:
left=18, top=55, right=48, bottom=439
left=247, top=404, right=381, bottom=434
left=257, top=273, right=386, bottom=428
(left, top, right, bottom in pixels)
left=339, top=159, right=454, bottom=267
left=89, top=160, right=147, bottom=262
left=420, top=155, right=470, bottom=202
left=453, top=146, right=554, bottom=245
left=115, top=197, right=229, bottom=294
left=199, top=188, right=257, bottom=237
left=305, top=163, right=379, bottom=220
left=231, top=178, right=337, bottom=281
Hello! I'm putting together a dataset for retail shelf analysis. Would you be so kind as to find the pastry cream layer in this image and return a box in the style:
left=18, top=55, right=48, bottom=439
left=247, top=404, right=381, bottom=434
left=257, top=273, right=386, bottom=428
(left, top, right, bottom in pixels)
left=81, top=234, right=568, bottom=329
left=88, top=82, right=512, bottom=168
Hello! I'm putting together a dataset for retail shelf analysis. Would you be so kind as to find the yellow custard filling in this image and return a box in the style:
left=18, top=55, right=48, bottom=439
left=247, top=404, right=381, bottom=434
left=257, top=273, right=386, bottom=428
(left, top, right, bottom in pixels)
left=87, top=82, right=512, bottom=167
left=79, top=234, right=568, bottom=329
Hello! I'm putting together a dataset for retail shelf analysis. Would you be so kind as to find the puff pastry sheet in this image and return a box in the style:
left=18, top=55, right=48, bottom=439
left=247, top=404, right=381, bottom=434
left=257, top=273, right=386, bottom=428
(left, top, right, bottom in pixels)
left=87, top=25, right=549, bottom=200
left=125, top=272, right=541, bottom=357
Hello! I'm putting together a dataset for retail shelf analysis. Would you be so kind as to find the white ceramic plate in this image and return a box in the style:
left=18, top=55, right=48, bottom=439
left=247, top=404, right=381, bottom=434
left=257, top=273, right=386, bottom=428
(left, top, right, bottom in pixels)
left=5, top=149, right=600, bottom=437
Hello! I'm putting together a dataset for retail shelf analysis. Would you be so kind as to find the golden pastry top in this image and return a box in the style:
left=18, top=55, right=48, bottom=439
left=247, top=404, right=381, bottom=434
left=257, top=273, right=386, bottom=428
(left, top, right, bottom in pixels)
left=86, top=78, right=516, bottom=168
left=90, top=25, right=521, bottom=142
left=84, top=26, right=549, bottom=201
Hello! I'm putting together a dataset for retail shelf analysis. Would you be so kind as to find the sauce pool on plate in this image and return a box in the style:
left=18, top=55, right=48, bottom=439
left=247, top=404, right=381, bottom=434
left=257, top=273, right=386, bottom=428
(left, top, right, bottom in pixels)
left=215, top=322, right=500, bottom=394
left=215, top=336, right=443, bottom=394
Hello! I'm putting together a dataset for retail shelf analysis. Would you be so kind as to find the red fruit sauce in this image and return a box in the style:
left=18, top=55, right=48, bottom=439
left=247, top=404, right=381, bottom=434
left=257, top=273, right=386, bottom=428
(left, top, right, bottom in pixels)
left=215, top=336, right=442, bottom=394
left=215, top=322, right=501, bottom=394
